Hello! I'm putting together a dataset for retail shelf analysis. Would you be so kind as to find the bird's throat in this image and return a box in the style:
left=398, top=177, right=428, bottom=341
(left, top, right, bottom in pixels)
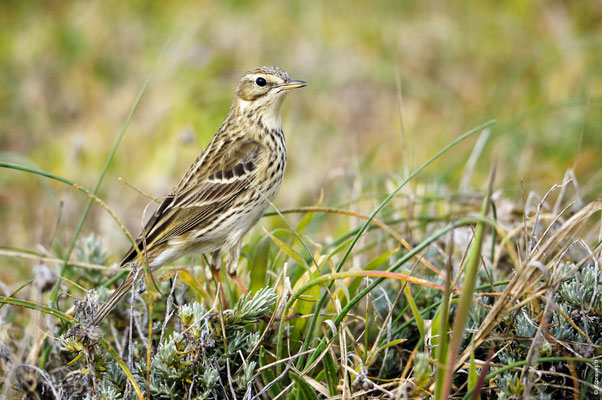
left=237, top=96, right=285, bottom=132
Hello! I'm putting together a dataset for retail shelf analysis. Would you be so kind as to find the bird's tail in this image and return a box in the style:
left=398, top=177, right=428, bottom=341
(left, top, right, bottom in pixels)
left=92, top=270, right=137, bottom=326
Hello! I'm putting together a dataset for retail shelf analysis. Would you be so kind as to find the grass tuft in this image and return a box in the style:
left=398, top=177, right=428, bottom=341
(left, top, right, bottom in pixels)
left=1, top=115, right=600, bottom=399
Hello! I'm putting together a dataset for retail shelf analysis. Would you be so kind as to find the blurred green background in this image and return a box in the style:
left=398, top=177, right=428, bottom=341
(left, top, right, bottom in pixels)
left=1, top=0, right=601, bottom=283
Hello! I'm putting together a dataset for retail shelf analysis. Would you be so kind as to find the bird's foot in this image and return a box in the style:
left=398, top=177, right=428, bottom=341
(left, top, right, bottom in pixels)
left=229, top=272, right=249, bottom=297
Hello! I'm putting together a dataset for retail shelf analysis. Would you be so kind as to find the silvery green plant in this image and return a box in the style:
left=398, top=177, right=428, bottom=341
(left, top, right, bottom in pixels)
left=89, top=287, right=279, bottom=399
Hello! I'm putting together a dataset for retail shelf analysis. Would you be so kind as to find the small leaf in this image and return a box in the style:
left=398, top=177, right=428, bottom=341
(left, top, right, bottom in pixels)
left=264, top=229, right=309, bottom=271
left=403, top=282, right=424, bottom=341
left=66, top=352, right=83, bottom=366
left=176, top=269, right=210, bottom=301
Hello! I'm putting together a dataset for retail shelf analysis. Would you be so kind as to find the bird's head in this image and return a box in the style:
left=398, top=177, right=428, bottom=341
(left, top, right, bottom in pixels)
left=232, top=66, right=306, bottom=129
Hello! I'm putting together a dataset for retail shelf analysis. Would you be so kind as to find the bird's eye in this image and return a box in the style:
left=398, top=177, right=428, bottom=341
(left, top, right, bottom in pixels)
left=255, top=77, right=267, bottom=87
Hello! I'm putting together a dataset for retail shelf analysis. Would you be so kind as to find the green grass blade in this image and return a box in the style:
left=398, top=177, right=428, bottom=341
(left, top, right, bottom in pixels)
left=403, top=282, right=425, bottom=342
left=289, top=372, right=319, bottom=400
left=461, top=357, right=596, bottom=400
left=433, top=309, right=450, bottom=399
left=259, top=346, right=282, bottom=399
left=296, top=120, right=496, bottom=369
left=250, top=235, right=271, bottom=292
left=440, top=190, right=491, bottom=398
left=334, top=119, right=495, bottom=273
left=99, top=337, right=145, bottom=400
left=276, top=217, right=489, bottom=372
left=468, top=341, right=478, bottom=397
left=392, top=280, right=509, bottom=340
left=435, top=237, right=453, bottom=400
left=322, top=350, right=338, bottom=396
left=295, top=216, right=497, bottom=372
left=0, top=162, right=136, bottom=248
left=0, top=295, right=75, bottom=322
left=0, top=152, right=59, bottom=206
left=367, top=338, right=407, bottom=367
left=0, top=279, right=33, bottom=311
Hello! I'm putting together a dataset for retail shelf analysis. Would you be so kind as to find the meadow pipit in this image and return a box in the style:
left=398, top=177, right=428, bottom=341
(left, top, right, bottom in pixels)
left=93, top=66, right=305, bottom=325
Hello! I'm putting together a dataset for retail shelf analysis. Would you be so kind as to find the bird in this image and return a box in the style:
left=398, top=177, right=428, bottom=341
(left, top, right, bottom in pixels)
left=92, top=66, right=306, bottom=325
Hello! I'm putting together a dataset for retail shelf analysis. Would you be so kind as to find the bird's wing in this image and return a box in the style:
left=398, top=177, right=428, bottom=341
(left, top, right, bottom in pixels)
left=120, top=139, right=266, bottom=266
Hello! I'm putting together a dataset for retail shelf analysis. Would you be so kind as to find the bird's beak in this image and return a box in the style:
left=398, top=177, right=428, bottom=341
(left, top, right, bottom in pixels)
left=279, top=78, right=307, bottom=90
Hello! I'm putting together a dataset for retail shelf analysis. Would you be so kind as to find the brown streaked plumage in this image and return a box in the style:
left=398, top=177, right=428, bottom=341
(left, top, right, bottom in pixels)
left=92, top=66, right=305, bottom=325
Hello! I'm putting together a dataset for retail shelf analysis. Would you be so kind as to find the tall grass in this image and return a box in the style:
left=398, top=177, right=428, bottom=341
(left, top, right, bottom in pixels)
left=1, top=113, right=600, bottom=398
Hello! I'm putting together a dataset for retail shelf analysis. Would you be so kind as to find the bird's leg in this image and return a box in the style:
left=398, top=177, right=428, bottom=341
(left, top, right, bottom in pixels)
left=227, top=245, right=249, bottom=296
left=210, top=250, right=229, bottom=309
